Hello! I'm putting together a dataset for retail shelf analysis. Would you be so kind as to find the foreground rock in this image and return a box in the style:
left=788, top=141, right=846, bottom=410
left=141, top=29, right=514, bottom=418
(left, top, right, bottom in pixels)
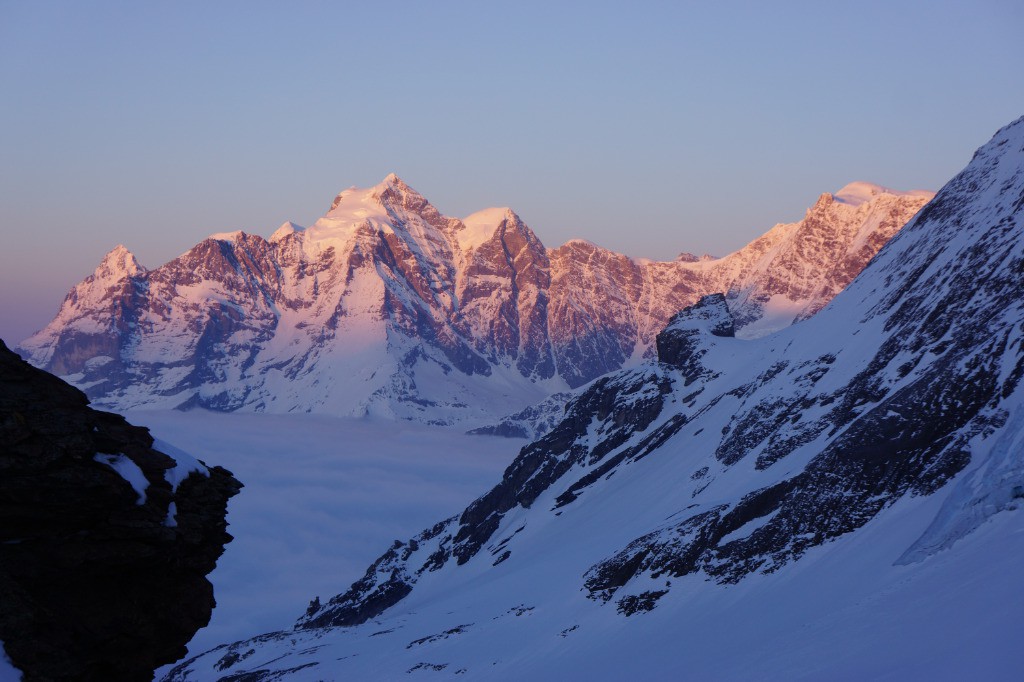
left=0, top=340, right=242, bottom=681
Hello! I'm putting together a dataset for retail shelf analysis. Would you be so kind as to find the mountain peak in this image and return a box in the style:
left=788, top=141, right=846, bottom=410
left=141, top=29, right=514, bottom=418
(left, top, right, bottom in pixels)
left=370, top=173, right=426, bottom=205
left=833, top=181, right=934, bottom=207
left=326, top=174, right=422, bottom=215
left=21, top=171, right=931, bottom=415
left=311, top=176, right=439, bottom=245
left=269, top=221, right=304, bottom=243
left=458, top=207, right=518, bottom=251
left=96, top=245, right=144, bottom=279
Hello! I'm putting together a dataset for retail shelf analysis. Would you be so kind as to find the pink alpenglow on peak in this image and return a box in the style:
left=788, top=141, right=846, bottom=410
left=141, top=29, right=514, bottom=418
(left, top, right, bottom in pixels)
left=832, top=181, right=934, bottom=207
left=18, top=176, right=933, bottom=424
left=458, top=207, right=519, bottom=252
left=310, top=174, right=441, bottom=244
left=207, top=230, right=246, bottom=243
left=96, top=245, right=146, bottom=279
left=269, top=222, right=305, bottom=243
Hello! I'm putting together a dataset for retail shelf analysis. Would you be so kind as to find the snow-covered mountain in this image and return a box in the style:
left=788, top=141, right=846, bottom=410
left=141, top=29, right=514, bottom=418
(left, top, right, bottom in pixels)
left=18, top=176, right=929, bottom=424
left=165, top=118, right=1024, bottom=680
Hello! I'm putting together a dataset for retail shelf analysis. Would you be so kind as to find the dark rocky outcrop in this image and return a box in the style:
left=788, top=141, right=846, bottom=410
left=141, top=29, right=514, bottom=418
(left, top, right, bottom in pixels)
left=0, top=340, right=242, bottom=681
left=655, top=293, right=735, bottom=383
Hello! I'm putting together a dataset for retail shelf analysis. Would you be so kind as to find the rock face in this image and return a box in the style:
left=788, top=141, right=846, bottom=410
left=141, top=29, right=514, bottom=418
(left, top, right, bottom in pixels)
left=0, top=340, right=242, bottom=681
left=466, top=390, right=574, bottom=439
left=17, top=178, right=930, bottom=425
left=164, top=118, right=1024, bottom=680
left=653, top=293, right=735, bottom=383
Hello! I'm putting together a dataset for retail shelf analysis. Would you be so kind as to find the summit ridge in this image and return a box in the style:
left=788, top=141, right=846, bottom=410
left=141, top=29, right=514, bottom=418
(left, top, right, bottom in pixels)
left=18, top=177, right=931, bottom=424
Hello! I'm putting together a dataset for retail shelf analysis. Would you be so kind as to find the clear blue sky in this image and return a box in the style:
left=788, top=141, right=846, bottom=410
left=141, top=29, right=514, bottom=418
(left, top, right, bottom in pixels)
left=2, top=0, right=1022, bottom=344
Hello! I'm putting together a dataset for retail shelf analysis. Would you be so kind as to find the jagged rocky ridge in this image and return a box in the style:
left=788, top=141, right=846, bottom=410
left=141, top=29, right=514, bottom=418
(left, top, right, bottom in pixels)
left=166, top=118, right=1024, bottom=679
left=465, top=390, right=574, bottom=439
left=0, top=340, right=242, bottom=681
left=18, top=178, right=930, bottom=425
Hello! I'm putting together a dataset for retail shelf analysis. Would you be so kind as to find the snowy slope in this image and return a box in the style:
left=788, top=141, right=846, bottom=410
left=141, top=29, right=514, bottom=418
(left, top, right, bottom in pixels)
left=166, top=118, right=1024, bottom=680
left=18, top=178, right=928, bottom=425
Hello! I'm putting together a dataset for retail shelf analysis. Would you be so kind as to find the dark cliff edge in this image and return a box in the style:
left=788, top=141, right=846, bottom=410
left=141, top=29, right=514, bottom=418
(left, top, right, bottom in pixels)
left=0, top=339, right=242, bottom=681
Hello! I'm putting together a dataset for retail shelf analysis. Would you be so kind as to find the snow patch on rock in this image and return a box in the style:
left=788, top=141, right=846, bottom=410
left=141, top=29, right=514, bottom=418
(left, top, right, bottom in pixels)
left=93, top=453, right=149, bottom=505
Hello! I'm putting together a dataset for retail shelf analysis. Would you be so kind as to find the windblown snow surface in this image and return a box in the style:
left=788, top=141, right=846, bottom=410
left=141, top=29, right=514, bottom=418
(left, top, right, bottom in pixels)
left=164, top=119, right=1024, bottom=679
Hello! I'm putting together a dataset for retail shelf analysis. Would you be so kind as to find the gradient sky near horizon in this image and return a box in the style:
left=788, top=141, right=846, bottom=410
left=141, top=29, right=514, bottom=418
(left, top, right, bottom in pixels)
left=2, top=1, right=1023, bottom=344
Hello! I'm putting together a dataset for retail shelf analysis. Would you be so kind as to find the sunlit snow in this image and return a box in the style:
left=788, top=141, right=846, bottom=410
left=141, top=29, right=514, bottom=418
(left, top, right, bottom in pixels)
left=833, top=180, right=934, bottom=207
